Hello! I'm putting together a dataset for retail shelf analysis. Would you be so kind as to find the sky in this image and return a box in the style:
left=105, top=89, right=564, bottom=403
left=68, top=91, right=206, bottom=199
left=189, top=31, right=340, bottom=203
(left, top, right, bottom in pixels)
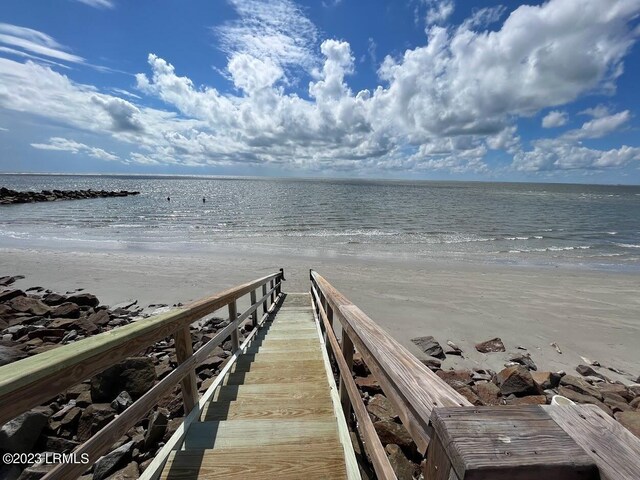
left=1, top=0, right=640, bottom=183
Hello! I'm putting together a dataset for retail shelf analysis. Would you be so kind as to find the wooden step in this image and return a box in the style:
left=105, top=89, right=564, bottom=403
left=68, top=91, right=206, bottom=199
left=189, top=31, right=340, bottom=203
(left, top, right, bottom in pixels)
left=237, top=351, right=325, bottom=363
left=221, top=369, right=327, bottom=386
left=211, top=383, right=332, bottom=403
left=200, top=397, right=335, bottom=421
left=162, top=443, right=347, bottom=479
left=244, top=345, right=321, bottom=354
left=181, top=419, right=340, bottom=450
left=229, top=359, right=325, bottom=373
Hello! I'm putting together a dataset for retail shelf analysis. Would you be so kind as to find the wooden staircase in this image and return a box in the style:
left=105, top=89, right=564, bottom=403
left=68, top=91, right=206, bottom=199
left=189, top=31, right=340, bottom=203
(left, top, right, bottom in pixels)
left=159, top=293, right=358, bottom=479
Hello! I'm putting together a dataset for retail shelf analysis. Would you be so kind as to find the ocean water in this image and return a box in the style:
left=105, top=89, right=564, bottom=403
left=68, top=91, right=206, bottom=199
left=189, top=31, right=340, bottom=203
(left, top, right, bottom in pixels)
left=1, top=174, right=639, bottom=271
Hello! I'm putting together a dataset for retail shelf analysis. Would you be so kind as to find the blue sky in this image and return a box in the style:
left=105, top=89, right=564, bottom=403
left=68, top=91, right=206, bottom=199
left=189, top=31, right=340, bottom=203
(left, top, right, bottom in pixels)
left=1, top=0, right=640, bottom=183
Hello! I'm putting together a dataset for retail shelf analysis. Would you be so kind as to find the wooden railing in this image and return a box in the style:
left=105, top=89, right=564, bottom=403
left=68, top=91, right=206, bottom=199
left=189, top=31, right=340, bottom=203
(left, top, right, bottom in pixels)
left=0, top=269, right=285, bottom=480
left=310, top=270, right=471, bottom=480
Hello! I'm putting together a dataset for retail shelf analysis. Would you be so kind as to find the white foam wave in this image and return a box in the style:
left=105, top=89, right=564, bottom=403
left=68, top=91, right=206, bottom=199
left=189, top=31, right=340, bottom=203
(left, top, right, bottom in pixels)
left=615, top=243, right=640, bottom=249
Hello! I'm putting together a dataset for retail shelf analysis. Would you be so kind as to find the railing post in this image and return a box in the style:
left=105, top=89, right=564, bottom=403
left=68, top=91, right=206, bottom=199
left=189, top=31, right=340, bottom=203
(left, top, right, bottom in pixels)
left=174, top=325, right=198, bottom=413
left=339, top=332, right=354, bottom=419
left=229, top=300, right=239, bottom=351
left=250, top=290, right=258, bottom=327
left=262, top=283, right=268, bottom=314
left=277, top=268, right=284, bottom=295
left=270, top=279, right=275, bottom=305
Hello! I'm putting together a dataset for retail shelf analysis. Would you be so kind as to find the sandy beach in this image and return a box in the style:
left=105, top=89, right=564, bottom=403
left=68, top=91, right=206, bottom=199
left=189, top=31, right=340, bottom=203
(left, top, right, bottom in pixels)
left=3, top=245, right=639, bottom=383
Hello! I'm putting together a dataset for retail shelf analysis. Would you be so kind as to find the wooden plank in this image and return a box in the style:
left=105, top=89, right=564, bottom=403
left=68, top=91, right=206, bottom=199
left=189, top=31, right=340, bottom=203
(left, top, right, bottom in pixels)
left=340, top=333, right=354, bottom=419
left=222, top=370, right=327, bottom=386
left=262, top=283, right=268, bottom=314
left=161, top=444, right=347, bottom=480
left=0, top=271, right=283, bottom=426
left=182, top=419, right=340, bottom=449
left=250, top=290, right=257, bottom=327
left=229, top=300, right=239, bottom=351
left=543, top=404, right=640, bottom=480
left=424, top=436, right=458, bottom=480
left=229, top=359, right=325, bottom=373
left=211, top=383, right=331, bottom=403
left=174, top=324, right=198, bottom=413
left=200, top=398, right=335, bottom=421
left=430, top=406, right=599, bottom=480
left=312, top=286, right=397, bottom=480
left=311, top=271, right=471, bottom=453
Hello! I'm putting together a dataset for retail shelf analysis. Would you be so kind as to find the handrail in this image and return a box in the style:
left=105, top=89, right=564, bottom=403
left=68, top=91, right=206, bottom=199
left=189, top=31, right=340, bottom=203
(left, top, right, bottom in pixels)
left=0, top=269, right=284, bottom=479
left=310, top=270, right=471, bottom=455
left=310, top=285, right=398, bottom=480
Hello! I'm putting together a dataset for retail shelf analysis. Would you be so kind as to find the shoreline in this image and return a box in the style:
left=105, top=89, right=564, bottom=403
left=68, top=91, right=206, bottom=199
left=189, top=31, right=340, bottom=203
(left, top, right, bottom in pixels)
left=2, top=245, right=639, bottom=384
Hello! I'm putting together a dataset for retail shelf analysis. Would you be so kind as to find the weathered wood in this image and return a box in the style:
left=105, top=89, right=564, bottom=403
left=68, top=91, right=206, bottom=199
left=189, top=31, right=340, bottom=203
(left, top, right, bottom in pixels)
left=340, top=333, right=354, bottom=419
left=311, top=270, right=471, bottom=453
left=250, top=290, right=258, bottom=327
left=0, top=271, right=282, bottom=426
left=262, top=283, right=268, bottom=314
left=543, top=404, right=640, bottom=480
left=429, top=406, right=599, bottom=480
left=311, top=287, right=398, bottom=480
left=229, top=300, right=239, bottom=351
left=174, top=324, right=198, bottom=413
left=270, top=279, right=275, bottom=304
left=424, top=436, right=458, bottom=480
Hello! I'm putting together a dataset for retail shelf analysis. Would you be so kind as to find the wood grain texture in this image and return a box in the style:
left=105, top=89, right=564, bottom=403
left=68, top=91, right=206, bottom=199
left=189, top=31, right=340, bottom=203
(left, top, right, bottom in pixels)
left=174, top=324, right=198, bottom=414
left=200, top=398, right=335, bottom=421
left=250, top=290, right=257, bottom=327
left=424, top=436, right=458, bottom=480
left=543, top=404, right=640, bottom=480
left=311, top=286, right=397, bottom=480
left=311, top=270, right=471, bottom=454
left=161, top=444, right=347, bottom=480
left=0, top=271, right=284, bottom=426
left=430, top=406, right=599, bottom=480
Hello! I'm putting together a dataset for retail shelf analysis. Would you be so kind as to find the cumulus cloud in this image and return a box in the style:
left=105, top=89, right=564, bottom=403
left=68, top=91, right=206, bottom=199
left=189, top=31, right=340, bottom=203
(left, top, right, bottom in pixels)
left=31, top=137, right=119, bottom=161
left=423, top=0, right=455, bottom=26
left=2, top=0, right=640, bottom=175
left=542, top=111, right=568, bottom=128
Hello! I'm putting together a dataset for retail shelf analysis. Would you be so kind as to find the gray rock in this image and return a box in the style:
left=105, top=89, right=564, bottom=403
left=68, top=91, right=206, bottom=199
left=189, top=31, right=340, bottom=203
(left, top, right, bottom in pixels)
left=50, top=302, right=81, bottom=319
left=560, top=375, right=603, bottom=401
left=111, top=391, right=134, bottom=413
left=576, top=364, right=608, bottom=381
left=373, top=420, right=413, bottom=449
left=16, top=463, right=54, bottom=480
left=475, top=337, right=506, bottom=353
left=0, top=289, right=25, bottom=303
left=366, top=394, right=397, bottom=422
left=93, top=441, right=133, bottom=480
left=411, top=336, right=445, bottom=359
left=91, top=357, right=156, bottom=402
left=509, top=353, right=537, bottom=371
left=496, top=365, right=538, bottom=397
left=67, top=293, right=99, bottom=308
left=385, top=444, right=418, bottom=480
left=420, top=357, right=441, bottom=371
left=0, top=345, right=28, bottom=366
left=0, top=409, right=48, bottom=453
left=42, top=293, right=66, bottom=306
left=5, top=296, right=50, bottom=316
left=144, top=409, right=169, bottom=449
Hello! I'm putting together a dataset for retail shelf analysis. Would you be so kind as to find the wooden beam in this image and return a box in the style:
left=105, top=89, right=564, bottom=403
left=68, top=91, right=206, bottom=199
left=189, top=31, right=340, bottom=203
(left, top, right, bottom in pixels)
left=339, top=333, right=354, bottom=419
left=250, top=290, right=258, bottom=327
left=0, top=271, right=282, bottom=426
left=229, top=300, right=239, bottom=351
left=311, top=271, right=471, bottom=453
left=262, top=284, right=268, bottom=314
left=174, top=325, right=198, bottom=414
left=311, top=287, right=397, bottom=480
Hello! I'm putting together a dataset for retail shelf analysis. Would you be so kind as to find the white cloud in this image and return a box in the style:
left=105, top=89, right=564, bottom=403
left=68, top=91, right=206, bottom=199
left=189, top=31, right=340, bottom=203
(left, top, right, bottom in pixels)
left=423, top=0, right=455, bottom=26
left=0, top=23, right=84, bottom=64
left=542, top=111, right=568, bottom=128
left=31, top=137, right=119, bottom=161
left=579, top=105, right=612, bottom=118
left=75, top=0, right=115, bottom=9
left=564, top=110, right=631, bottom=140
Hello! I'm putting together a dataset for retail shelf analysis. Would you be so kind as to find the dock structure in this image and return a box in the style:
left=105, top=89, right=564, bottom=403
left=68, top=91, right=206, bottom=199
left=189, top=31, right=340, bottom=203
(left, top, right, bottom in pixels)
left=0, top=268, right=639, bottom=479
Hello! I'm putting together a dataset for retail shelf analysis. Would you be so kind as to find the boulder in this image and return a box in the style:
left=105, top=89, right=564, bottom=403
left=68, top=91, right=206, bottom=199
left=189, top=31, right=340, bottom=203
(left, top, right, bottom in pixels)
left=496, top=365, right=538, bottom=397
left=531, top=371, right=560, bottom=390
left=558, top=387, right=612, bottom=416
left=436, top=369, right=473, bottom=387
left=87, top=310, right=110, bottom=326
left=144, top=408, right=169, bottom=449
left=111, top=391, right=134, bottom=413
left=509, top=353, right=537, bottom=371
left=105, top=461, right=139, bottom=480
left=474, top=382, right=502, bottom=406
left=355, top=375, right=383, bottom=395
left=630, top=397, right=640, bottom=409
left=411, top=336, right=445, bottom=359
left=0, top=289, right=25, bottom=303
left=42, top=293, right=66, bottom=306
left=475, top=337, right=505, bottom=353
left=560, top=375, right=602, bottom=401
left=93, top=440, right=133, bottom=480
left=91, top=357, right=156, bottom=402
left=385, top=444, right=418, bottom=480
left=455, top=386, right=482, bottom=406
left=576, top=364, right=608, bottom=381
left=0, top=409, right=49, bottom=453
left=67, top=293, right=100, bottom=308
left=50, top=302, right=81, bottom=319
left=506, top=395, right=547, bottom=405
left=0, top=345, right=28, bottom=366
left=37, top=435, right=79, bottom=453
left=445, top=341, right=463, bottom=356
left=6, top=296, right=50, bottom=316
left=367, top=394, right=397, bottom=422
left=76, top=404, right=116, bottom=441
left=598, top=383, right=633, bottom=402
left=373, top=420, right=413, bottom=449
left=614, top=411, right=640, bottom=438
left=420, top=357, right=441, bottom=371
left=16, top=463, right=54, bottom=480
left=353, top=352, right=370, bottom=377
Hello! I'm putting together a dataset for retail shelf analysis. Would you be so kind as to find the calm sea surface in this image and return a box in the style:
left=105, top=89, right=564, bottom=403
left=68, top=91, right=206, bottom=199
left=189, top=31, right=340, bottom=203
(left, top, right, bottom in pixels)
left=1, top=174, right=639, bottom=270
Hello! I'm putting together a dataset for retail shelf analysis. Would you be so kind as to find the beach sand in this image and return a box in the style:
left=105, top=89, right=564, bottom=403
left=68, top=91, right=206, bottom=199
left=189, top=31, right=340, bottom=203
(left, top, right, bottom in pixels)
left=3, top=245, right=639, bottom=383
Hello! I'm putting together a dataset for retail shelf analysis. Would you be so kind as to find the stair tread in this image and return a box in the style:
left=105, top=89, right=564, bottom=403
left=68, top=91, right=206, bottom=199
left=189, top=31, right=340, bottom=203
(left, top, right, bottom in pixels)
left=201, top=398, right=335, bottom=421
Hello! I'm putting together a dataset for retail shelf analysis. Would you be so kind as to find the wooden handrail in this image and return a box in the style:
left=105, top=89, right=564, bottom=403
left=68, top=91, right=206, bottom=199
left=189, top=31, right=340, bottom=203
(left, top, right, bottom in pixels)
left=310, top=270, right=471, bottom=454
left=0, top=270, right=284, bottom=479
left=0, top=271, right=283, bottom=426
left=311, top=285, right=398, bottom=480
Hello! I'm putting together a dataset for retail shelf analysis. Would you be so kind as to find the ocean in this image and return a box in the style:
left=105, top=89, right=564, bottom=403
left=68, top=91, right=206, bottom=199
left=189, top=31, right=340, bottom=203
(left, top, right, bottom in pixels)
left=1, top=174, right=639, bottom=271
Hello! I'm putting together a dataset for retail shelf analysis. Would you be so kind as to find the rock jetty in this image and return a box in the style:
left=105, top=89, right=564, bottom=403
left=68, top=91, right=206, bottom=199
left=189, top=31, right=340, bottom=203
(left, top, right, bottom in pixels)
left=0, top=187, right=140, bottom=205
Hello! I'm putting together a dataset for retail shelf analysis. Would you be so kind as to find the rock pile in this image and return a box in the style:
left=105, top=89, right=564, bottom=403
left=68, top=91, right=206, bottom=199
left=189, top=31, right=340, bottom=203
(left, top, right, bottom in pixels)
left=0, top=188, right=140, bottom=205
left=0, top=275, right=242, bottom=479
left=353, top=336, right=640, bottom=480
